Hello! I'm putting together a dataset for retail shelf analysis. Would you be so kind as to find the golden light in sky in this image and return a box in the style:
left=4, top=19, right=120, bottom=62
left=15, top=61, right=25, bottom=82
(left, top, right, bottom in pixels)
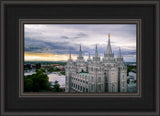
left=24, top=52, right=78, bottom=61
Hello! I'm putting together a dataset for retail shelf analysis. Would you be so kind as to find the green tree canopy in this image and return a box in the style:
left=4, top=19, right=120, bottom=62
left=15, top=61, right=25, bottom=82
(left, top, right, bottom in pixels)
left=127, top=78, right=130, bottom=84
left=24, top=69, right=51, bottom=92
left=24, top=78, right=33, bottom=92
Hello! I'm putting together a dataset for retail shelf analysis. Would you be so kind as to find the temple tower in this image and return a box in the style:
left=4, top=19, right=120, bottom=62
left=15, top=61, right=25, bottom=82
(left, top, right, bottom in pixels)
left=65, top=50, right=75, bottom=92
left=76, top=45, right=86, bottom=72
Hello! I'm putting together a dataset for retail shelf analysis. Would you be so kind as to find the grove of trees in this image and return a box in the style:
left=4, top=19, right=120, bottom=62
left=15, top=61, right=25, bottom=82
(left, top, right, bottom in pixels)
left=24, top=69, right=61, bottom=92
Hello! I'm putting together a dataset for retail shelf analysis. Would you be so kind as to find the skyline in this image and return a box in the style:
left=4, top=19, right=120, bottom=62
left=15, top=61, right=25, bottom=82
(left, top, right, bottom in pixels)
left=24, top=24, right=136, bottom=62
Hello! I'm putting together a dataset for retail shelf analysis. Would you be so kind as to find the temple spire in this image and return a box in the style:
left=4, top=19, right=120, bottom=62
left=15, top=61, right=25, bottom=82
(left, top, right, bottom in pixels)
left=95, top=44, right=98, bottom=57
left=118, top=47, right=122, bottom=58
left=80, top=44, right=82, bottom=51
left=106, top=33, right=113, bottom=54
left=79, top=44, right=82, bottom=57
left=69, top=50, right=72, bottom=59
left=68, top=49, right=72, bottom=61
left=108, top=33, right=110, bottom=45
left=87, top=52, right=91, bottom=62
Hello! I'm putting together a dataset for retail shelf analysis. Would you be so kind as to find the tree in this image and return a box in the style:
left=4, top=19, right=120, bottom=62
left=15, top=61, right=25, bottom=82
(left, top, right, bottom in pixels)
left=48, top=67, right=54, bottom=72
left=127, top=65, right=136, bottom=76
left=24, top=78, right=33, bottom=92
left=127, top=78, right=130, bottom=84
left=24, top=70, right=51, bottom=92
left=40, top=68, right=45, bottom=72
left=32, top=70, right=50, bottom=91
left=53, top=80, right=60, bottom=92
left=60, top=71, right=65, bottom=75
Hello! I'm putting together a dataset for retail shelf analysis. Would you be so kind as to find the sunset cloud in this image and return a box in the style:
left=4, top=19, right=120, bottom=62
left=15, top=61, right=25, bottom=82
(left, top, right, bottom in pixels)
left=24, top=52, right=78, bottom=61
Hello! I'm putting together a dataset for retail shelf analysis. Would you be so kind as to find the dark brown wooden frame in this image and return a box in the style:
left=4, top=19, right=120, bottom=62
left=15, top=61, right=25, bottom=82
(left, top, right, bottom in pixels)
left=0, top=0, right=160, bottom=116
left=19, top=19, right=141, bottom=97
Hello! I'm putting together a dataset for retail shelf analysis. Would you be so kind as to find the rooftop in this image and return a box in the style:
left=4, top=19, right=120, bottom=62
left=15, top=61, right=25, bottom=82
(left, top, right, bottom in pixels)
left=131, top=69, right=136, bottom=73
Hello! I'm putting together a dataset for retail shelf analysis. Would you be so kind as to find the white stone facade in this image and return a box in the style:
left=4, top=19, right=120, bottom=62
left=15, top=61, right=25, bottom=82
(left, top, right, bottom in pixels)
left=65, top=34, right=127, bottom=93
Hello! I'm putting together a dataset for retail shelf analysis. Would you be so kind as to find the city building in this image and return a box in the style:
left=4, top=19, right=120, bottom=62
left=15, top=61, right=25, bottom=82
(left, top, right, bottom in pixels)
left=127, top=83, right=137, bottom=93
left=24, top=64, right=31, bottom=69
left=65, top=34, right=127, bottom=93
left=128, top=69, right=136, bottom=80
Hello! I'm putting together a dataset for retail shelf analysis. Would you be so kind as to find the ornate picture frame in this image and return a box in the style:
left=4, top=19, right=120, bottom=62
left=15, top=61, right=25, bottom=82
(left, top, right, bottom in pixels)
left=0, top=0, right=159, bottom=116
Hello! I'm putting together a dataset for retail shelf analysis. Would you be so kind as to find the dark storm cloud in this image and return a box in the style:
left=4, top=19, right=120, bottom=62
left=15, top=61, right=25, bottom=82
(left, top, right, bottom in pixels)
left=61, top=36, right=69, bottom=39
left=25, top=47, right=43, bottom=52
left=24, top=24, right=136, bottom=62
left=77, top=32, right=88, bottom=37
left=25, top=38, right=78, bottom=54
left=61, top=32, right=88, bottom=40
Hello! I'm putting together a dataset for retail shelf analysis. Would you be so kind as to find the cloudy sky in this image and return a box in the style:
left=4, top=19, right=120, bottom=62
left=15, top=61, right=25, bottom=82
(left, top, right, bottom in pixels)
left=24, top=24, right=136, bottom=62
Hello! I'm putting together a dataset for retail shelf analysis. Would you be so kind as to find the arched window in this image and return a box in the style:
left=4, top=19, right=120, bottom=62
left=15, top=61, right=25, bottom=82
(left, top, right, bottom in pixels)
left=91, top=77, right=94, bottom=82
left=91, top=85, right=93, bottom=91
left=112, top=84, right=114, bottom=92
left=86, top=89, right=88, bottom=92
left=112, top=73, right=114, bottom=82
left=98, top=85, right=101, bottom=92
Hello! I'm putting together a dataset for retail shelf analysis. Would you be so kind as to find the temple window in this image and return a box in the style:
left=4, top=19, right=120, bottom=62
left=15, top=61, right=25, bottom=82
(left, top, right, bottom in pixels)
left=91, top=77, right=93, bottom=82
left=91, top=85, right=93, bottom=91
left=112, top=73, right=114, bottom=82
left=98, top=77, right=101, bottom=82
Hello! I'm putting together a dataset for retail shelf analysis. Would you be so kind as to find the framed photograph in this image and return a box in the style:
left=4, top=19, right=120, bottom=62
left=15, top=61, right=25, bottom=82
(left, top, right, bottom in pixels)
left=21, top=20, right=140, bottom=96
left=1, top=0, right=160, bottom=116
